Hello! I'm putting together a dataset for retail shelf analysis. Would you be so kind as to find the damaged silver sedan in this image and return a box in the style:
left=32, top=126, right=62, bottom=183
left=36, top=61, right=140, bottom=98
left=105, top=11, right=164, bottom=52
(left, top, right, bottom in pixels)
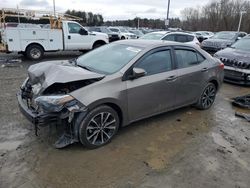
left=17, top=40, right=224, bottom=149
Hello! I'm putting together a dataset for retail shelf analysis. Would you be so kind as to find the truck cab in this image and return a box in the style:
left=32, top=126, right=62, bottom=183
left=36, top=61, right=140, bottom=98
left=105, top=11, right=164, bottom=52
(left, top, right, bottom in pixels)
left=63, top=21, right=109, bottom=50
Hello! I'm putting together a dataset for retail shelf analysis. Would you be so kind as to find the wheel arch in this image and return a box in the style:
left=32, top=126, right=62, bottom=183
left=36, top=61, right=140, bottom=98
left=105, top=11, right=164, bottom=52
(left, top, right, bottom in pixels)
left=24, top=42, right=45, bottom=53
left=208, top=79, right=219, bottom=90
left=86, top=98, right=126, bottom=127
left=92, top=40, right=107, bottom=49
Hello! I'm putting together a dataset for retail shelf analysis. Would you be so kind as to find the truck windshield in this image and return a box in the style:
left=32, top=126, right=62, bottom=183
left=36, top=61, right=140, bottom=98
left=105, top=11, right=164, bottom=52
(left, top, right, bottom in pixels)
left=76, top=43, right=143, bottom=74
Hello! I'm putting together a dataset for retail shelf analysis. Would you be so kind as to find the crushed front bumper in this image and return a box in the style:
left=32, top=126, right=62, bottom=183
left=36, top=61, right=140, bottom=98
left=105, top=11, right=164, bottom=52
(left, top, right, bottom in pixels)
left=17, top=92, right=59, bottom=126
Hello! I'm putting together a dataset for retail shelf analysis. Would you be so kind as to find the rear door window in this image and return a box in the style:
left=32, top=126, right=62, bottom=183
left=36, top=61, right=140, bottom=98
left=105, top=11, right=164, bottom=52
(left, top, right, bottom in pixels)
left=162, top=34, right=175, bottom=41
left=187, top=35, right=194, bottom=42
left=175, top=49, right=205, bottom=68
left=175, top=35, right=188, bottom=42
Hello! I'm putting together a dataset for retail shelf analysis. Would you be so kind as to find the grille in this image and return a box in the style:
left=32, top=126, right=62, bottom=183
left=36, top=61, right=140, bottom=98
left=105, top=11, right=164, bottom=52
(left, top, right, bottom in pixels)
left=224, top=69, right=245, bottom=80
left=220, top=58, right=250, bottom=69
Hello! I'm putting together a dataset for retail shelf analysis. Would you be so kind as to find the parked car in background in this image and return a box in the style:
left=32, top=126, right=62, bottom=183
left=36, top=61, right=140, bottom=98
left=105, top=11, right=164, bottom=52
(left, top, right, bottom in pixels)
left=214, top=35, right=250, bottom=85
left=201, top=31, right=247, bottom=53
left=195, top=31, right=214, bottom=39
left=194, top=31, right=214, bottom=43
left=17, top=40, right=224, bottom=149
left=140, top=31, right=200, bottom=47
left=128, top=29, right=144, bottom=38
left=108, top=27, right=137, bottom=39
left=88, top=26, right=120, bottom=42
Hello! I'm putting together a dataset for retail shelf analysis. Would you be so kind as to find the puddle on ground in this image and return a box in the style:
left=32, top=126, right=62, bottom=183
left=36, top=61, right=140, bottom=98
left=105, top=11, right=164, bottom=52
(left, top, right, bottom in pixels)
left=0, top=140, right=22, bottom=151
left=211, top=132, right=250, bottom=171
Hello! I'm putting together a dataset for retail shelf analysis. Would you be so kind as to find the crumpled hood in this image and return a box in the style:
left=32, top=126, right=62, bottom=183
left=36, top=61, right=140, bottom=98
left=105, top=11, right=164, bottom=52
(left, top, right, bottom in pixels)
left=28, top=60, right=105, bottom=89
left=216, top=47, right=250, bottom=62
left=215, top=48, right=250, bottom=69
left=202, top=38, right=234, bottom=47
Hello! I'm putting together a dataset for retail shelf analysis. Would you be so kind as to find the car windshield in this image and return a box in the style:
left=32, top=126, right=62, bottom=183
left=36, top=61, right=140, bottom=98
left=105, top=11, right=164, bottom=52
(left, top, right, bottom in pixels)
left=102, top=27, right=111, bottom=33
left=76, top=43, right=143, bottom=74
left=109, top=28, right=119, bottom=32
left=119, top=28, right=129, bottom=32
left=140, top=32, right=165, bottom=40
left=212, top=32, right=236, bottom=40
left=231, top=38, right=250, bottom=51
left=130, top=30, right=143, bottom=36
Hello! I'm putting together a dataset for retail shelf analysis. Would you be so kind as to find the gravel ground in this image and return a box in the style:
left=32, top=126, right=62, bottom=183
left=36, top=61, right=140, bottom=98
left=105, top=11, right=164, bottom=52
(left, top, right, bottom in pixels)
left=0, top=52, right=250, bottom=188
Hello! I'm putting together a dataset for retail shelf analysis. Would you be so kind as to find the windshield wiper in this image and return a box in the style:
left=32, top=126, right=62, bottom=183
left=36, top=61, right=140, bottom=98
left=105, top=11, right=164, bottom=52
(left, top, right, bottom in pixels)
left=68, top=58, right=77, bottom=66
left=77, top=64, right=92, bottom=71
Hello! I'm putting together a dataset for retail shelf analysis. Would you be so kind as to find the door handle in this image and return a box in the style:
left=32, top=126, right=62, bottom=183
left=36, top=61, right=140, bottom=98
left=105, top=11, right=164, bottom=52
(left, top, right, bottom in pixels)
left=68, top=35, right=71, bottom=39
left=166, top=75, right=177, bottom=81
left=201, top=67, right=208, bottom=72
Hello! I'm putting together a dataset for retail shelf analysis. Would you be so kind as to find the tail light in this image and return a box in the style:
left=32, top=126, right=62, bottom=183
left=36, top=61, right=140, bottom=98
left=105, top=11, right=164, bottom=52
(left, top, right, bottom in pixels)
left=219, top=62, right=224, bottom=69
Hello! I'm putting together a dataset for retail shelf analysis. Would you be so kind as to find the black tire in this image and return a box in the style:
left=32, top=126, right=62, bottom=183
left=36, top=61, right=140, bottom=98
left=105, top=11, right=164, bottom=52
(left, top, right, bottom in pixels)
left=25, top=44, right=44, bottom=60
left=93, top=42, right=104, bottom=49
left=121, top=36, right=125, bottom=40
left=78, top=105, right=120, bottom=149
left=196, top=82, right=217, bottom=110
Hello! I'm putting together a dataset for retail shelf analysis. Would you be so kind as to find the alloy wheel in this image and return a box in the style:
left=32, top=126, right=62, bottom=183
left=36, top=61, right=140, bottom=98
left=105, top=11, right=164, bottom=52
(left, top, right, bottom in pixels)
left=86, top=112, right=117, bottom=146
left=201, top=84, right=216, bottom=109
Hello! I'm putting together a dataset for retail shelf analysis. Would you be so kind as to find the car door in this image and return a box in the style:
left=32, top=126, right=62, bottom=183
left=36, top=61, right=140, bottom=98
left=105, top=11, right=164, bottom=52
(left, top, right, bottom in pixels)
left=173, top=46, right=210, bottom=107
left=65, top=22, right=92, bottom=50
left=125, top=47, right=178, bottom=121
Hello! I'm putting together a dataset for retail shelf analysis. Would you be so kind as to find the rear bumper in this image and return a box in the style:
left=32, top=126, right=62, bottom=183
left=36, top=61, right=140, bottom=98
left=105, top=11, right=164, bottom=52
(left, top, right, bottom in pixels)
left=17, top=92, right=58, bottom=126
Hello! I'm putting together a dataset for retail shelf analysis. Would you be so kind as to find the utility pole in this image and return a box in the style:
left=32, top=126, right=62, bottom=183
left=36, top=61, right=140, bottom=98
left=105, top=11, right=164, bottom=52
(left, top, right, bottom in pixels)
left=53, top=0, right=56, bottom=17
left=166, top=0, right=171, bottom=29
left=17, top=5, right=20, bottom=23
left=237, top=11, right=246, bottom=32
left=137, top=17, right=140, bottom=29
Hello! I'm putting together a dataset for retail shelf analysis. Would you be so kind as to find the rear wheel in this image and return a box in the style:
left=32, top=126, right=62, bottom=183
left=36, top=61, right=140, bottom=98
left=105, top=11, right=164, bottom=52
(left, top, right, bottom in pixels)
left=25, top=44, right=44, bottom=60
left=78, top=105, right=120, bottom=149
left=196, top=82, right=217, bottom=110
left=93, top=42, right=105, bottom=49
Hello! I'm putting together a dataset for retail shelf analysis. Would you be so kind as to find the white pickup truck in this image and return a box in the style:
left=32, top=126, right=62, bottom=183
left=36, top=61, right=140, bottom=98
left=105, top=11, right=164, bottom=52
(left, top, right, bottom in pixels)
left=0, top=21, right=109, bottom=60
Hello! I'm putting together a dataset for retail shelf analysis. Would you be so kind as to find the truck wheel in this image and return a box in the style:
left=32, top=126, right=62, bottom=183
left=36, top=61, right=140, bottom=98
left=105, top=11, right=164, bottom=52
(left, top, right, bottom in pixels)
left=121, top=36, right=125, bottom=40
left=93, top=42, right=105, bottom=49
left=26, top=45, right=44, bottom=60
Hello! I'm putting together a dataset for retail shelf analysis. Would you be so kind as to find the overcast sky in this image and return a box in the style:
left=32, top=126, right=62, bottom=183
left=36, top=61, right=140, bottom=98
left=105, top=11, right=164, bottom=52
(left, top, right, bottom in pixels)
left=0, top=0, right=210, bottom=20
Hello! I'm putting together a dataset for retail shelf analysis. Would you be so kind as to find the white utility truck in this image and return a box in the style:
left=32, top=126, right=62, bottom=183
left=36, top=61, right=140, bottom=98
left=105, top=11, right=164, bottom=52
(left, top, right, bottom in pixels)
left=0, top=9, right=109, bottom=60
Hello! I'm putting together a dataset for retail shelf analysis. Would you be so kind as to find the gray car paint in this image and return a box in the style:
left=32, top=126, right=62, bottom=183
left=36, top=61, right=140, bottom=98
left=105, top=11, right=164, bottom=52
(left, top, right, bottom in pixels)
left=70, top=40, right=223, bottom=125
left=27, top=40, right=223, bottom=127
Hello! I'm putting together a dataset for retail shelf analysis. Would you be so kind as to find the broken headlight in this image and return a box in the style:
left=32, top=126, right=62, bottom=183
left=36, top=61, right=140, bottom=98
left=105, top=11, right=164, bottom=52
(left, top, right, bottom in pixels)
left=35, top=95, right=74, bottom=112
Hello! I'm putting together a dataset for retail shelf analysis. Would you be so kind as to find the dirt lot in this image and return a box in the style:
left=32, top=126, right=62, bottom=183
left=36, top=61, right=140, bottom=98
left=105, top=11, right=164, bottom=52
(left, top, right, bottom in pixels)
left=0, top=53, right=250, bottom=188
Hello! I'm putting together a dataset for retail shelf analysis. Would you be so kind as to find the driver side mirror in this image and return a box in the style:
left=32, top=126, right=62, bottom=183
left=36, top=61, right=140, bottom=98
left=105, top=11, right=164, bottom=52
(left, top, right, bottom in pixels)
left=237, top=37, right=242, bottom=40
left=128, top=68, right=146, bottom=80
left=79, top=28, right=88, bottom=35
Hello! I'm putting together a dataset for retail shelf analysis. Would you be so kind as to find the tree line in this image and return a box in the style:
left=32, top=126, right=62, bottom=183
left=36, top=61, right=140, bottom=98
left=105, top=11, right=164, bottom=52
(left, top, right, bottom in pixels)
left=180, top=0, right=250, bottom=32
left=1, top=0, right=250, bottom=32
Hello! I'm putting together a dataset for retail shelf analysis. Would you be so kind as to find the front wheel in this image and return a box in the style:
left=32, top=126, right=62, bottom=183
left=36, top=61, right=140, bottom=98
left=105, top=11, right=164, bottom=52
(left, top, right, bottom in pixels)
left=196, top=82, right=217, bottom=110
left=78, top=105, right=120, bottom=149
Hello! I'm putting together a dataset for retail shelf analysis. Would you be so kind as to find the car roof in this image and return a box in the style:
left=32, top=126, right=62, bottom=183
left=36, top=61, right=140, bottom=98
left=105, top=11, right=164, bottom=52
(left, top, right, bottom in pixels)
left=114, top=39, right=195, bottom=49
left=148, top=31, right=169, bottom=34
left=166, top=31, right=195, bottom=36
